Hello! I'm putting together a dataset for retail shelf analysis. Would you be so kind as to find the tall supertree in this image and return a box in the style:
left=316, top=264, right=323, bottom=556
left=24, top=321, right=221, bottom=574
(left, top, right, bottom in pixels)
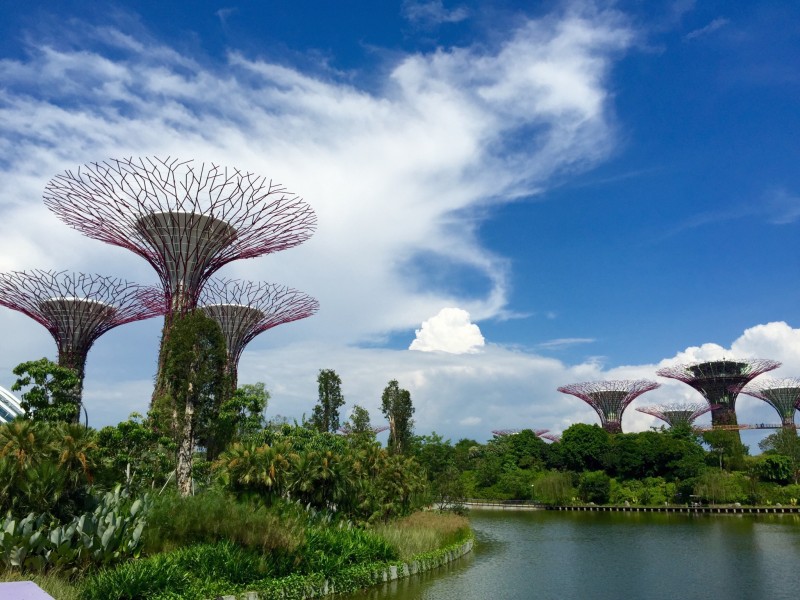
left=557, top=380, right=661, bottom=434
left=636, top=402, right=714, bottom=429
left=197, top=278, right=319, bottom=389
left=656, top=360, right=780, bottom=430
left=43, top=157, right=316, bottom=316
left=44, top=157, right=316, bottom=405
left=733, top=378, right=800, bottom=429
left=0, top=270, right=163, bottom=419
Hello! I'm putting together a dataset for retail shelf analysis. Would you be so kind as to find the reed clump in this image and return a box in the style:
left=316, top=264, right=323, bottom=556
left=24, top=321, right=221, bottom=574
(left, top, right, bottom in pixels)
left=373, top=511, right=470, bottom=559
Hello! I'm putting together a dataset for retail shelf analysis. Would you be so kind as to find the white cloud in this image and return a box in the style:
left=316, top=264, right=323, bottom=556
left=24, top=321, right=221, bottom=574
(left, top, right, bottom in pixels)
left=410, top=307, right=485, bottom=354
left=685, top=17, right=729, bottom=41
left=402, top=1, right=470, bottom=27
left=538, top=337, right=596, bottom=350
left=0, top=6, right=630, bottom=351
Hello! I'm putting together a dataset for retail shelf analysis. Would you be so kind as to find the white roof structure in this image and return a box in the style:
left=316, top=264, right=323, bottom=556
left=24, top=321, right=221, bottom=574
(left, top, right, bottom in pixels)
left=0, top=385, right=24, bottom=423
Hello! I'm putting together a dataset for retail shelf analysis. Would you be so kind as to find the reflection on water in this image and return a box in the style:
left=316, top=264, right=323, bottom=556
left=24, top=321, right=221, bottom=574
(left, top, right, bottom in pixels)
left=342, top=511, right=800, bottom=600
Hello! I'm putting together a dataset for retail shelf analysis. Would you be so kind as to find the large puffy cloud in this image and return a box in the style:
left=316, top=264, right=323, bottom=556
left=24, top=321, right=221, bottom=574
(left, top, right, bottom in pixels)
left=409, top=307, right=485, bottom=353
left=0, top=4, right=632, bottom=413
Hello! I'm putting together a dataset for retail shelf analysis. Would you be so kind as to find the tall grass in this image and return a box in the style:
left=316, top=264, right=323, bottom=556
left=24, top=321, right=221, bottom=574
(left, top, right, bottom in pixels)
left=373, top=511, right=470, bottom=559
left=0, top=569, right=80, bottom=600
left=142, top=490, right=303, bottom=558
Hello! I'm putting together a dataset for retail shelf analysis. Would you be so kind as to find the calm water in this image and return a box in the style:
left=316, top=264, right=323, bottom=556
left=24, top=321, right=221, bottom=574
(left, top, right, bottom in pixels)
left=344, top=510, right=800, bottom=600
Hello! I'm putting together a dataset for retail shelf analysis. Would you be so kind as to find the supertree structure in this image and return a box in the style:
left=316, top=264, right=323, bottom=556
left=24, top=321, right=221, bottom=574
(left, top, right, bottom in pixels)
left=557, top=380, right=661, bottom=434
left=656, top=360, right=780, bottom=430
left=43, top=157, right=316, bottom=315
left=733, top=378, right=800, bottom=429
left=491, top=428, right=550, bottom=437
left=338, top=424, right=390, bottom=436
left=196, top=278, right=319, bottom=389
left=0, top=270, right=163, bottom=419
left=636, top=402, right=714, bottom=428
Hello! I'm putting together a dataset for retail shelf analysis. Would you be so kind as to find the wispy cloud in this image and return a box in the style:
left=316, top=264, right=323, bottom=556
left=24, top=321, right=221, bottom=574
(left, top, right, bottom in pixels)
left=763, top=187, right=800, bottom=225
left=538, top=337, right=596, bottom=350
left=215, top=7, right=238, bottom=29
left=655, top=186, right=800, bottom=241
left=402, top=1, right=470, bottom=28
left=685, top=17, right=729, bottom=41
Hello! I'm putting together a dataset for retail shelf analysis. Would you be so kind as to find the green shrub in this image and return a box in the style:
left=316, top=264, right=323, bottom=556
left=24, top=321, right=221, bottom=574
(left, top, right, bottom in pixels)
left=578, top=471, right=610, bottom=504
left=300, top=526, right=397, bottom=575
left=169, top=541, right=269, bottom=584
left=80, top=554, right=189, bottom=600
left=693, top=470, right=748, bottom=504
left=0, top=486, right=149, bottom=575
left=0, top=421, right=97, bottom=521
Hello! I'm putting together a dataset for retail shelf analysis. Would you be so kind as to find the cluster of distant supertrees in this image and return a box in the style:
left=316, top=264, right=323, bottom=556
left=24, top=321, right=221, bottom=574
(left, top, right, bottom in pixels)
left=0, top=156, right=320, bottom=422
left=494, top=359, right=800, bottom=444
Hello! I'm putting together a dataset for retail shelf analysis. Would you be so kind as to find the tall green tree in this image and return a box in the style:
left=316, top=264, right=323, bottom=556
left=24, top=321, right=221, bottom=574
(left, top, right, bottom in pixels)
left=348, top=405, right=372, bottom=434
left=759, top=428, right=800, bottom=484
left=200, top=382, right=269, bottom=458
left=343, top=404, right=377, bottom=446
left=380, top=379, right=414, bottom=454
left=11, top=358, right=81, bottom=424
left=156, top=310, right=229, bottom=496
left=310, top=369, right=345, bottom=433
left=557, top=423, right=611, bottom=472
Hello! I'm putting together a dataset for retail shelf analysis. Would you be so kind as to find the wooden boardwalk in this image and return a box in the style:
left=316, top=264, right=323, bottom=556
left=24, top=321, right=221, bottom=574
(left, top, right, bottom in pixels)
left=461, top=500, right=800, bottom=515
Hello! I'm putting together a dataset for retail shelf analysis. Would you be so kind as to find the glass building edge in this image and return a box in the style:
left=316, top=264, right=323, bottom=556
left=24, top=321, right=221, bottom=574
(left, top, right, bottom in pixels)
left=0, top=385, right=24, bottom=423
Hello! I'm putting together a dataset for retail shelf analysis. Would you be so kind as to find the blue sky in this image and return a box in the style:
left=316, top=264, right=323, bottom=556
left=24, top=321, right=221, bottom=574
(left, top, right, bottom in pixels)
left=1, top=0, right=799, bottom=446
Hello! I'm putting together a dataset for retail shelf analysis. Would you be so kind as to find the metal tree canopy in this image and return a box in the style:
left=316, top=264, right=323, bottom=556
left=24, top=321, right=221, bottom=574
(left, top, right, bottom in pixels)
left=338, top=424, right=389, bottom=436
left=198, top=278, right=319, bottom=386
left=557, top=380, right=660, bottom=434
left=43, top=157, right=316, bottom=312
left=636, top=402, right=713, bottom=428
left=491, top=428, right=550, bottom=437
left=656, top=359, right=780, bottom=428
left=734, top=378, right=800, bottom=428
left=0, top=270, right=163, bottom=414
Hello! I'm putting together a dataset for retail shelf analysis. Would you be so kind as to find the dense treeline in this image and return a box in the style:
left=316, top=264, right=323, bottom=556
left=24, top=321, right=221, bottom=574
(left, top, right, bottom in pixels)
left=410, top=424, right=800, bottom=507
left=0, top=364, right=456, bottom=599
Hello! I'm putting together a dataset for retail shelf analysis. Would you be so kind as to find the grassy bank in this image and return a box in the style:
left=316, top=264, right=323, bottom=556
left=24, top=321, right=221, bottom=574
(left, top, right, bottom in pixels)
left=1, top=499, right=471, bottom=600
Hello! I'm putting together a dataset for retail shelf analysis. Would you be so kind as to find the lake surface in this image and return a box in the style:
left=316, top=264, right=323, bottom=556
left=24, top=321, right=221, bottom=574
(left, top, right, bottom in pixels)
left=343, top=510, right=800, bottom=600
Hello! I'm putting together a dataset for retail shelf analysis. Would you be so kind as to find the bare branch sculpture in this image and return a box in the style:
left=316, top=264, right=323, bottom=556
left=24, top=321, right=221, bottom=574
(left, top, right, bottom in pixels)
left=197, top=278, right=319, bottom=389
left=0, top=269, right=163, bottom=418
left=733, top=378, right=800, bottom=429
left=491, top=428, right=550, bottom=438
left=338, top=424, right=390, bottom=436
left=656, top=359, right=780, bottom=433
left=636, top=402, right=714, bottom=428
left=43, top=156, right=317, bottom=313
left=557, top=380, right=660, bottom=434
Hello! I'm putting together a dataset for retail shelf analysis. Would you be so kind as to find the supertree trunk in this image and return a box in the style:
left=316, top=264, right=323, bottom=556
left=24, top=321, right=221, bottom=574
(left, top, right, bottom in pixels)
left=57, top=348, right=87, bottom=424
left=176, top=389, right=195, bottom=497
